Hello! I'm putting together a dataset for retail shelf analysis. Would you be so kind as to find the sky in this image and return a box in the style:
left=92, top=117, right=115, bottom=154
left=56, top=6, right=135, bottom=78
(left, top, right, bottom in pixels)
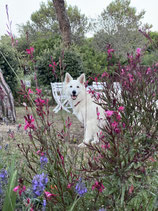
left=0, top=0, right=158, bottom=38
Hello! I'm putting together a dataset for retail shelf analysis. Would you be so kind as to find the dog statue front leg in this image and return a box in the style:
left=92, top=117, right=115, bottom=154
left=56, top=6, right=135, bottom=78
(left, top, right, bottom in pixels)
left=78, top=126, right=92, bottom=148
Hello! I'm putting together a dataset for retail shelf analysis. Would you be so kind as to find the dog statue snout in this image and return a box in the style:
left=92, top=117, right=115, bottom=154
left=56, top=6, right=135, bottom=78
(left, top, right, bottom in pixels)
left=72, top=90, right=76, bottom=96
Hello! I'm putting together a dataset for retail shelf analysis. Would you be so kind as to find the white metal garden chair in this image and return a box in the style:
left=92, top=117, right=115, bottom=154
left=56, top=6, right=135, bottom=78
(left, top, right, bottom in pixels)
left=50, top=82, right=72, bottom=113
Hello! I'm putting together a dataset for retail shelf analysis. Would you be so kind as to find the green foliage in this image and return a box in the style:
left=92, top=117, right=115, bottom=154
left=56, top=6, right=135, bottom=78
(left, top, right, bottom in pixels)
left=31, top=35, right=61, bottom=56
left=73, top=39, right=107, bottom=78
left=2, top=163, right=17, bottom=211
left=18, top=0, right=89, bottom=46
left=93, top=0, right=150, bottom=57
left=142, top=50, right=158, bottom=65
left=36, top=48, right=84, bottom=86
left=0, top=43, right=22, bottom=97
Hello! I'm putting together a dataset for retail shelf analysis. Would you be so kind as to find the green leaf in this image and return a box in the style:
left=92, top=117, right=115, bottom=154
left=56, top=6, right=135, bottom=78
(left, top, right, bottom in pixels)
left=2, top=164, right=18, bottom=211
left=121, top=185, right=125, bottom=206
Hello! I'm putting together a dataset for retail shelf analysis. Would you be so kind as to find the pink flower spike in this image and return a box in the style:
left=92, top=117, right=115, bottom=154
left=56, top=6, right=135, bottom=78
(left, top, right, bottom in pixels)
left=101, top=72, right=109, bottom=78
left=44, top=191, right=56, bottom=200
left=122, top=123, right=126, bottom=128
left=19, top=186, right=26, bottom=196
left=24, top=115, right=35, bottom=130
left=111, top=121, right=118, bottom=129
left=26, top=49, right=31, bottom=54
left=30, top=47, right=34, bottom=53
left=13, top=186, right=19, bottom=192
left=28, top=89, right=33, bottom=94
left=13, top=185, right=26, bottom=196
left=105, top=110, right=114, bottom=117
left=118, top=106, right=124, bottom=112
left=101, top=143, right=110, bottom=150
left=116, top=114, right=121, bottom=121
left=36, top=88, right=42, bottom=95
left=136, top=48, right=141, bottom=55
left=67, top=184, right=72, bottom=189
left=92, top=181, right=105, bottom=192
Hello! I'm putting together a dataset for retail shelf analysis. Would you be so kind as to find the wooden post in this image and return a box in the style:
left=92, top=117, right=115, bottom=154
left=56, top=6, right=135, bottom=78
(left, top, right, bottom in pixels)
left=0, top=68, right=16, bottom=122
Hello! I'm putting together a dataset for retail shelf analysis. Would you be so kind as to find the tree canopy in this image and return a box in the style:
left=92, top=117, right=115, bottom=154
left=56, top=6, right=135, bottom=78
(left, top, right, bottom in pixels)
left=92, top=0, right=152, bottom=57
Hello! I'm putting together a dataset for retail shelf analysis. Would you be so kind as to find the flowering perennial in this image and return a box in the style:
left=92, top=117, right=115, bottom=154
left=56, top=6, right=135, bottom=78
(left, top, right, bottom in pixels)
left=92, top=181, right=105, bottom=193
left=32, top=173, right=48, bottom=197
left=40, top=155, right=48, bottom=169
left=24, top=115, right=35, bottom=130
left=13, top=185, right=26, bottom=196
left=75, top=178, right=87, bottom=197
left=0, top=169, right=8, bottom=194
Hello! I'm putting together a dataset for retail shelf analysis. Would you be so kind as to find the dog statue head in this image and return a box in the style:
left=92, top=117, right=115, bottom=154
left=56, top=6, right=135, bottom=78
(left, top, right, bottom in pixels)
left=64, top=73, right=86, bottom=101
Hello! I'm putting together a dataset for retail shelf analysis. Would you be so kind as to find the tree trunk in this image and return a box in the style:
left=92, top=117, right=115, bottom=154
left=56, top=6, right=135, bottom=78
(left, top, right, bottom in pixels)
left=53, top=0, right=71, bottom=47
left=0, top=68, right=16, bottom=122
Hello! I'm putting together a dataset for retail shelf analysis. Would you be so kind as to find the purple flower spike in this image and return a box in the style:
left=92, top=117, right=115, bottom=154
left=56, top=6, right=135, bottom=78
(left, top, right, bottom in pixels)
left=32, top=173, right=48, bottom=197
left=75, top=178, right=87, bottom=197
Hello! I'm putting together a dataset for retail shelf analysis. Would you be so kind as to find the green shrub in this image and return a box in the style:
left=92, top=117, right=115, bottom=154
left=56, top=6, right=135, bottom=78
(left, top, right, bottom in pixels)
left=36, top=48, right=84, bottom=86
left=0, top=44, right=22, bottom=97
left=142, top=50, right=158, bottom=65
left=73, top=39, right=108, bottom=77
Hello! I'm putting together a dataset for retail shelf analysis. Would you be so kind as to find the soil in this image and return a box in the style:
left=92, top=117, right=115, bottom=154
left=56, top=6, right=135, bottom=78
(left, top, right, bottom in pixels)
left=0, top=106, right=84, bottom=147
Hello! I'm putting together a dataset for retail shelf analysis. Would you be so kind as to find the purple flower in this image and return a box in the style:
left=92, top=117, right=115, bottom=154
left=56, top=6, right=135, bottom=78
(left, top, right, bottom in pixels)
left=98, top=208, right=106, bottom=211
left=40, top=155, right=48, bottom=169
left=42, top=199, right=46, bottom=211
left=0, top=169, right=8, bottom=194
left=0, top=169, right=8, bottom=183
left=75, top=178, right=87, bottom=197
left=32, top=173, right=48, bottom=197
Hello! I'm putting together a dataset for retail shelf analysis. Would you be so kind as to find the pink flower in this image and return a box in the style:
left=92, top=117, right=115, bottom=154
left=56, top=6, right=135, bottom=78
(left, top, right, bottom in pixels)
left=96, top=107, right=100, bottom=120
left=107, top=48, right=114, bottom=54
left=65, top=117, right=72, bottom=129
left=136, top=48, right=141, bottom=56
left=67, top=183, right=73, bottom=189
left=24, top=115, right=35, bottom=130
left=57, top=149, right=64, bottom=165
left=92, top=181, right=105, bottom=193
left=44, top=191, right=56, bottom=200
left=97, top=112, right=100, bottom=120
left=96, top=92, right=100, bottom=100
left=105, top=110, right=114, bottom=117
left=129, top=184, right=134, bottom=194
left=26, top=47, right=34, bottom=55
left=118, top=106, right=124, bottom=112
left=36, top=88, right=42, bottom=95
left=111, top=121, right=118, bottom=129
left=49, top=58, right=57, bottom=74
left=101, top=143, right=110, bottom=150
left=28, top=89, right=33, bottom=95
left=148, top=156, right=156, bottom=162
left=146, top=67, right=151, bottom=75
left=101, top=72, right=109, bottom=78
left=121, top=69, right=125, bottom=75
left=128, top=73, right=134, bottom=83
left=35, top=98, right=45, bottom=105
left=122, top=123, right=126, bottom=128
left=114, top=128, right=121, bottom=134
left=13, top=185, right=26, bottom=196
left=116, top=114, right=121, bottom=121
left=18, top=124, right=22, bottom=128
left=36, top=150, right=45, bottom=156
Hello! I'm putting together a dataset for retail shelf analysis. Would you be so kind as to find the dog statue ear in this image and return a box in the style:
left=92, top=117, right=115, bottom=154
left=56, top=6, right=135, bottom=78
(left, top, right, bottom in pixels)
left=77, top=73, right=85, bottom=85
left=65, top=73, right=73, bottom=84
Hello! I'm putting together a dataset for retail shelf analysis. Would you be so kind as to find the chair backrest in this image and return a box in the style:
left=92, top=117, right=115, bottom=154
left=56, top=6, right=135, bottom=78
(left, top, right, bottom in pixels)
left=92, top=82, right=106, bottom=90
left=51, top=82, right=64, bottom=102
